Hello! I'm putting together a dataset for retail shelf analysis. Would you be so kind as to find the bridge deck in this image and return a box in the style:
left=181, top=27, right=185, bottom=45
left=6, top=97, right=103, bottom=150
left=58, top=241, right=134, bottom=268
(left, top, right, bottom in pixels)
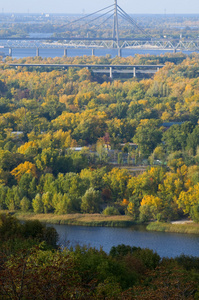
left=8, top=63, right=164, bottom=68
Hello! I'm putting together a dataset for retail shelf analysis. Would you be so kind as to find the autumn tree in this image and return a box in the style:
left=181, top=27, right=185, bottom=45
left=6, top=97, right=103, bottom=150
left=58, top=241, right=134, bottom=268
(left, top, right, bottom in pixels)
left=11, top=161, right=37, bottom=182
left=103, top=168, right=130, bottom=202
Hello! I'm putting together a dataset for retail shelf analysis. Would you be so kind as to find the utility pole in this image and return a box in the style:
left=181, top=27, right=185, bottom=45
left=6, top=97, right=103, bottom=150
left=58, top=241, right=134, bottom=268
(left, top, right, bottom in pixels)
left=113, top=0, right=119, bottom=48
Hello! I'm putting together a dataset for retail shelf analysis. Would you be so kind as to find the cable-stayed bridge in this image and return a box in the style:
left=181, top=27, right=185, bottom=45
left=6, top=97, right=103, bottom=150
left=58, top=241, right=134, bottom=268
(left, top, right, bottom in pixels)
left=1, top=0, right=199, bottom=52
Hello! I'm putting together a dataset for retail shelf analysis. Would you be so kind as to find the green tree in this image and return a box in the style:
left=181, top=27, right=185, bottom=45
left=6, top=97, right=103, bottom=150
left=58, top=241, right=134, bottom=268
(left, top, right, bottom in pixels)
left=163, top=122, right=194, bottom=153
left=81, top=187, right=101, bottom=213
left=20, top=196, right=31, bottom=212
left=0, top=184, right=7, bottom=209
left=186, top=125, right=199, bottom=155
left=18, top=173, right=37, bottom=200
left=42, top=192, right=53, bottom=213
left=5, top=186, right=21, bottom=210
left=80, top=167, right=106, bottom=191
left=133, top=119, right=162, bottom=157
left=190, top=204, right=199, bottom=222
left=32, top=193, right=44, bottom=214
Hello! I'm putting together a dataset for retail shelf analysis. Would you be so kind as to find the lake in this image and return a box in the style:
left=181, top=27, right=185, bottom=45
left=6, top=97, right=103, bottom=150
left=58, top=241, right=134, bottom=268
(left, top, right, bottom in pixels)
left=51, top=224, right=199, bottom=258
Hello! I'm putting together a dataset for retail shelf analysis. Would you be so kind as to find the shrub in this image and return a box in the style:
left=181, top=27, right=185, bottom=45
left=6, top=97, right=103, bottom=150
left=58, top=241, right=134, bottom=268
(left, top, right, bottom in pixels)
left=102, top=206, right=120, bottom=216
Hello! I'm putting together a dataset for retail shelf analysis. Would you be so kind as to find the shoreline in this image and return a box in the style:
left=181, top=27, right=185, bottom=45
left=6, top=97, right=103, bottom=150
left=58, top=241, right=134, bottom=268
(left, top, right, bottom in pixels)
left=146, top=221, right=199, bottom=235
left=1, top=211, right=199, bottom=234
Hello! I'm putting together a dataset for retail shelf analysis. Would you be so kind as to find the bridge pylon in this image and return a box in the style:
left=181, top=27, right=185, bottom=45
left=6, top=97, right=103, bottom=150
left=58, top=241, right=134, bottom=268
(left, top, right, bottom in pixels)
left=113, top=0, right=119, bottom=48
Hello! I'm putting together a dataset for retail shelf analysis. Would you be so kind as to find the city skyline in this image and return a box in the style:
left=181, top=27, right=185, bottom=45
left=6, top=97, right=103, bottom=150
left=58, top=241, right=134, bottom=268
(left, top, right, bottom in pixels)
left=1, top=0, right=199, bottom=15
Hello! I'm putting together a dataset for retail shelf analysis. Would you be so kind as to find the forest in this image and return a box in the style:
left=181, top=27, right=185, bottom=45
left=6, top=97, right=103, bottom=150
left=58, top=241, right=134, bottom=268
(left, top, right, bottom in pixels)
left=0, top=53, right=199, bottom=223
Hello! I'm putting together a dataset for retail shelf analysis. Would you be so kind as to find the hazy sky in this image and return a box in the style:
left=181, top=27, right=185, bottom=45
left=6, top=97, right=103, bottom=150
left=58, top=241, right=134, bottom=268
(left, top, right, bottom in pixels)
left=1, top=0, right=199, bottom=14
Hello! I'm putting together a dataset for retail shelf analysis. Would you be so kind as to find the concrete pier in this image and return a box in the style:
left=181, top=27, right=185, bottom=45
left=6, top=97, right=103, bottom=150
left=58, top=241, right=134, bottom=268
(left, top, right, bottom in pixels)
left=36, top=48, right=39, bottom=57
left=110, top=67, right=113, bottom=78
left=118, top=48, right=122, bottom=57
left=9, top=48, right=12, bottom=56
left=133, top=67, right=136, bottom=77
left=92, top=48, right=95, bottom=56
left=64, top=48, right=67, bottom=57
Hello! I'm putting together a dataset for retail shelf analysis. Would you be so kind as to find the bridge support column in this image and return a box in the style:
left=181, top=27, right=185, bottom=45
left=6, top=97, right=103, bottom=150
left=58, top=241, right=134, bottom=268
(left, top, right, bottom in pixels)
left=173, top=48, right=176, bottom=53
left=92, top=48, right=95, bottom=56
left=118, top=48, right=122, bottom=57
left=64, top=48, right=67, bottom=57
left=157, top=67, right=160, bottom=72
left=133, top=67, right=136, bottom=77
left=36, top=48, right=39, bottom=57
left=9, top=48, right=12, bottom=56
left=110, top=67, right=113, bottom=79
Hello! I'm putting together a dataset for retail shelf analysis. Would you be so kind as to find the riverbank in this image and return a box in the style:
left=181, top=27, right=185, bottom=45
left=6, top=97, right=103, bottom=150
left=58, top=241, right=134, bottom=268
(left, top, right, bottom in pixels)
left=1, top=210, right=199, bottom=234
left=14, top=212, right=137, bottom=227
left=147, top=221, right=199, bottom=235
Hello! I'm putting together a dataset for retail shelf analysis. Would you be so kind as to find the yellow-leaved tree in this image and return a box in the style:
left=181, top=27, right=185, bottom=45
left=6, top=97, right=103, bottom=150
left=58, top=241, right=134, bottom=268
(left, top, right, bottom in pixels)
left=11, top=161, right=37, bottom=182
left=17, top=141, right=38, bottom=157
left=177, top=183, right=199, bottom=215
left=103, top=168, right=130, bottom=202
left=141, top=194, right=163, bottom=208
left=139, top=194, right=163, bottom=222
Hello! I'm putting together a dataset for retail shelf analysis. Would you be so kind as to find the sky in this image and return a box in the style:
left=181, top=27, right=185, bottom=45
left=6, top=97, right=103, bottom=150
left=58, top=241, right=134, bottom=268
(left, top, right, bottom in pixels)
left=1, top=0, right=199, bottom=14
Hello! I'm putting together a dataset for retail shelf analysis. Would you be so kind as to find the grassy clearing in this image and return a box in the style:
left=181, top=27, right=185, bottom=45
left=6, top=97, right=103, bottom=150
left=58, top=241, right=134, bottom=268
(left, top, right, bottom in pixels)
left=147, top=222, right=199, bottom=235
left=14, top=212, right=136, bottom=227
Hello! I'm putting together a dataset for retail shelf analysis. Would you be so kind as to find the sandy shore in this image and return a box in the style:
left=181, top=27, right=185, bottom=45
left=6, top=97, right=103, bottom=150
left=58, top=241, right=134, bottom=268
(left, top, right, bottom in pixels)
left=171, top=220, right=193, bottom=224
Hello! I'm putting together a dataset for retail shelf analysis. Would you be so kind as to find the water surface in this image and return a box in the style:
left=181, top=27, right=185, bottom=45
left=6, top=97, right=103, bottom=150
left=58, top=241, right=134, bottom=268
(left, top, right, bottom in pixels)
left=51, top=224, right=199, bottom=258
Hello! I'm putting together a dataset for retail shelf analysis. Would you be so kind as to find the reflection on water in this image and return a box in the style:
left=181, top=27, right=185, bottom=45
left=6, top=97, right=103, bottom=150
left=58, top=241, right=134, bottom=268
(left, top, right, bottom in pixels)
left=51, top=224, right=199, bottom=258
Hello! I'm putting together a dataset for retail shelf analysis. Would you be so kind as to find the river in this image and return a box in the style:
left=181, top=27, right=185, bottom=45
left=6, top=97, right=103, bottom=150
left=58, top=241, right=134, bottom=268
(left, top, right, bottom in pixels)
left=51, top=224, right=199, bottom=258
left=0, top=47, right=197, bottom=59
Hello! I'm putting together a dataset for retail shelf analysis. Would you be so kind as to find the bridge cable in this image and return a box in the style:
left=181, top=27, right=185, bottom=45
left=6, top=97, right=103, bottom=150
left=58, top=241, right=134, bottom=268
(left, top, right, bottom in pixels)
left=117, top=11, right=140, bottom=31
left=118, top=13, right=149, bottom=38
left=118, top=8, right=149, bottom=38
left=79, top=8, right=114, bottom=27
left=117, top=5, right=149, bottom=37
left=66, top=8, right=114, bottom=32
left=97, top=13, right=115, bottom=29
left=65, top=4, right=114, bottom=26
left=117, top=9, right=146, bottom=35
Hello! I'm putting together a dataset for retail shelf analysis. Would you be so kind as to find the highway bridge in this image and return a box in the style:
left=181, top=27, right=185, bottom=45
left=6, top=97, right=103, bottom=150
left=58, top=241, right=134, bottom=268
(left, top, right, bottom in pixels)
left=7, top=63, right=164, bottom=78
